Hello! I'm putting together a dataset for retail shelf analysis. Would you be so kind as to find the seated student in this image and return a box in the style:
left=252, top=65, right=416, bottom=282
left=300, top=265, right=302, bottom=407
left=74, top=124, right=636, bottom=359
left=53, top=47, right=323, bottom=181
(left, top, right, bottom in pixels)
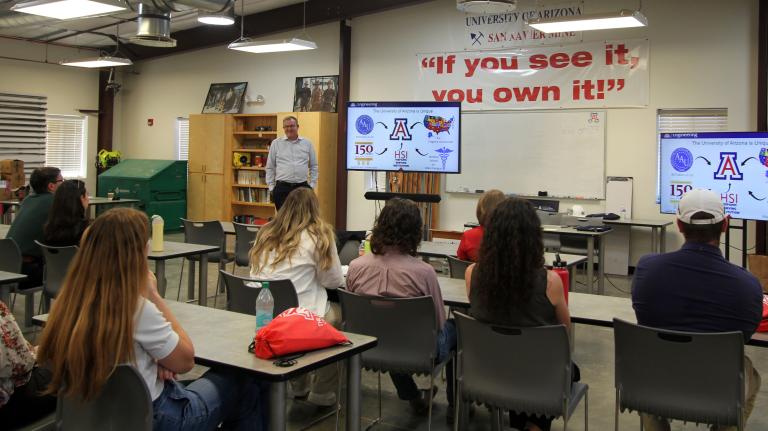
left=632, top=189, right=762, bottom=431
left=7, top=167, right=62, bottom=288
left=346, top=198, right=456, bottom=417
left=0, top=300, right=56, bottom=428
left=37, top=208, right=266, bottom=431
left=457, top=189, right=505, bottom=262
left=250, top=188, right=344, bottom=407
left=465, top=197, right=576, bottom=431
left=43, top=179, right=89, bottom=247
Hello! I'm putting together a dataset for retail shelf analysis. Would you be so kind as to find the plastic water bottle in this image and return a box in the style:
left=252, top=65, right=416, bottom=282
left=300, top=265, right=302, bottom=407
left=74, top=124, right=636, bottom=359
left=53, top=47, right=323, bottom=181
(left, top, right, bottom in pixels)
left=150, top=215, right=164, bottom=252
left=255, top=281, right=273, bottom=330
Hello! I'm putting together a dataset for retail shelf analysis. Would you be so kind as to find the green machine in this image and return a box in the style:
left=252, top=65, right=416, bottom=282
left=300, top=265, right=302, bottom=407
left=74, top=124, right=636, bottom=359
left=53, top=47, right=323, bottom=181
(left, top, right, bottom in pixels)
left=97, top=159, right=187, bottom=231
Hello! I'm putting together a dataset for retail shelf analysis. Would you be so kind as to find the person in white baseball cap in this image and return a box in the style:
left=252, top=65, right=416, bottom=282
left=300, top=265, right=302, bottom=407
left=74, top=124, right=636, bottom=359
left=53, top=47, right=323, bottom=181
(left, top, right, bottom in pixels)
left=677, top=188, right=727, bottom=225
left=631, top=188, right=762, bottom=431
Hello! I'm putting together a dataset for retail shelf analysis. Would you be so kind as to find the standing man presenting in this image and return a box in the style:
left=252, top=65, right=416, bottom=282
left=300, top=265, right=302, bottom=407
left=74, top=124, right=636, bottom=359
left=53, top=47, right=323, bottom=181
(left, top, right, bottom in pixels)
left=266, top=116, right=318, bottom=211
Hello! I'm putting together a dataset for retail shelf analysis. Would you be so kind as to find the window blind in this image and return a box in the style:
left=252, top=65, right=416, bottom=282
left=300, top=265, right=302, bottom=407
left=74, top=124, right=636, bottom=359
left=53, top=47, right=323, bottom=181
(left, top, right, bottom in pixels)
left=46, top=115, right=87, bottom=178
left=656, top=108, right=728, bottom=202
left=176, top=117, right=189, bottom=161
left=0, top=92, right=47, bottom=178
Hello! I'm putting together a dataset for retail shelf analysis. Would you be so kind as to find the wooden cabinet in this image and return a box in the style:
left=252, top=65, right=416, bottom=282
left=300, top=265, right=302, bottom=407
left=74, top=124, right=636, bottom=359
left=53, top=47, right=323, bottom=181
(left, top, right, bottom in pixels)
left=187, top=114, right=230, bottom=220
left=187, top=172, right=225, bottom=220
left=188, top=112, right=337, bottom=225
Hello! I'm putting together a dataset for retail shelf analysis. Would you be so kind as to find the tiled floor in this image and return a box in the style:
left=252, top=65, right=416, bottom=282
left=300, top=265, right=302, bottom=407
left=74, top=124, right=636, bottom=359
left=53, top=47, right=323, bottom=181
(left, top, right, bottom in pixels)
left=13, top=235, right=768, bottom=430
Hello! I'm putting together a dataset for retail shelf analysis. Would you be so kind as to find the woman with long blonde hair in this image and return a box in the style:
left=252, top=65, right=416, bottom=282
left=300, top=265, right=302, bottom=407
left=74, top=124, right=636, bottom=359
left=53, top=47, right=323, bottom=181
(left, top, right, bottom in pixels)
left=250, top=188, right=344, bottom=406
left=37, top=208, right=265, bottom=431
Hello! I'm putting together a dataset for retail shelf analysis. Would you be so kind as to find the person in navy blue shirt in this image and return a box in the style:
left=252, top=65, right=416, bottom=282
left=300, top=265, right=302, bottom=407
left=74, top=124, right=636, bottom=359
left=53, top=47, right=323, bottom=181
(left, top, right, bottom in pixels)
left=632, top=188, right=762, bottom=431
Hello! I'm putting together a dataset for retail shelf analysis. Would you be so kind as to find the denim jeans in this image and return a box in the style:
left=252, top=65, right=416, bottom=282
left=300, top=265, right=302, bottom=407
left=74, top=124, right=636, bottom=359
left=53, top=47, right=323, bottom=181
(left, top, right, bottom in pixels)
left=153, top=368, right=269, bottom=431
left=390, top=319, right=457, bottom=404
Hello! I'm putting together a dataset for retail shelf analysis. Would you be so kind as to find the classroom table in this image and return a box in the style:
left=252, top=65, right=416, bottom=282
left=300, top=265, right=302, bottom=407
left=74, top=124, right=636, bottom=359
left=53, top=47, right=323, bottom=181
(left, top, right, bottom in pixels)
left=417, top=241, right=588, bottom=286
left=602, top=218, right=673, bottom=253
left=222, top=221, right=235, bottom=235
left=437, top=277, right=768, bottom=347
left=0, top=223, right=8, bottom=238
left=1, top=197, right=141, bottom=219
left=541, top=226, right=611, bottom=295
left=149, top=241, right=219, bottom=306
left=451, top=225, right=612, bottom=294
left=0, top=270, right=26, bottom=306
left=34, top=301, right=378, bottom=431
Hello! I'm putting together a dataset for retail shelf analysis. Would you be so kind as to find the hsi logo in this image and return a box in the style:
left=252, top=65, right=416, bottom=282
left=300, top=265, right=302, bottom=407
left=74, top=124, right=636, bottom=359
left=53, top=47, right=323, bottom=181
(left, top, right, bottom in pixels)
left=714, top=152, right=743, bottom=180
left=389, top=118, right=412, bottom=141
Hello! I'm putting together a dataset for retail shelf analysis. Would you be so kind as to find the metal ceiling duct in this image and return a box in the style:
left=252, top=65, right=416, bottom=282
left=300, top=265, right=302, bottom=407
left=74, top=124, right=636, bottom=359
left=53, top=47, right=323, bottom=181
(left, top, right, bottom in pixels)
left=0, top=10, right=55, bottom=27
left=130, top=3, right=176, bottom=47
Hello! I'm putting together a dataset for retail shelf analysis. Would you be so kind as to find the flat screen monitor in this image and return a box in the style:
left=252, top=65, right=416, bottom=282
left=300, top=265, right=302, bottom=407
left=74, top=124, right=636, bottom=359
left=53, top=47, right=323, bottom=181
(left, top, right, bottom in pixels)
left=346, top=101, right=461, bottom=173
left=659, top=132, right=768, bottom=221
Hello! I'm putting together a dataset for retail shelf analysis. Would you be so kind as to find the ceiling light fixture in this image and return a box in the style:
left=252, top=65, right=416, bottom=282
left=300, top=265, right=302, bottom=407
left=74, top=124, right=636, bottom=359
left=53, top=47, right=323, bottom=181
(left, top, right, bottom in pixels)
left=61, top=24, right=133, bottom=68
left=60, top=55, right=132, bottom=68
left=11, top=0, right=125, bottom=19
left=227, top=0, right=317, bottom=54
left=527, top=9, right=647, bottom=33
left=198, top=5, right=235, bottom=26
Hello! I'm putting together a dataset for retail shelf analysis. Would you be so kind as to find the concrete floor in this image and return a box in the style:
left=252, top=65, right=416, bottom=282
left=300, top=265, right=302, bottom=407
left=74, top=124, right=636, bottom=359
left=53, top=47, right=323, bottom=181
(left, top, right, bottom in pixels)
left=12, top=233, right=768, bottom=430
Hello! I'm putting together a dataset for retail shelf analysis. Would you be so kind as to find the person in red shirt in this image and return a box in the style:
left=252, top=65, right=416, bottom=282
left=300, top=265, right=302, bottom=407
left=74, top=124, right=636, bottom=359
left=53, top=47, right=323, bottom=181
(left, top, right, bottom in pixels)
left=457, top=189, right=505, bottom=261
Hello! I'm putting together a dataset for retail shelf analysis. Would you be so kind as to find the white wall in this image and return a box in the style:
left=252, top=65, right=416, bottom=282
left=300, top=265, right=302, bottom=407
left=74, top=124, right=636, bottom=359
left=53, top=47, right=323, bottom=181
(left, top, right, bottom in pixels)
left=115, top=22, right=340, bottom=159
left=0, top=39, right=100, bottom=193
left=346, top=0, right=758, bottom=264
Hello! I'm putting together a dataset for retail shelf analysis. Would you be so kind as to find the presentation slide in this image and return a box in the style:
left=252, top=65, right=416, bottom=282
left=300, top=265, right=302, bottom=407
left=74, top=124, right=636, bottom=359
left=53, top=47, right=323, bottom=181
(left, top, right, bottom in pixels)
left=346, top=101, right=461, bottom=173
left=659, top=132, right=768, bottom=221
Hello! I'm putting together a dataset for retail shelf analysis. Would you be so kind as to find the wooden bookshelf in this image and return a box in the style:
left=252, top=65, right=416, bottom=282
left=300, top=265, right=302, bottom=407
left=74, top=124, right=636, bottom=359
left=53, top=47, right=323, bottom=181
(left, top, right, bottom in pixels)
left=189, top=113, right=338, bottom=225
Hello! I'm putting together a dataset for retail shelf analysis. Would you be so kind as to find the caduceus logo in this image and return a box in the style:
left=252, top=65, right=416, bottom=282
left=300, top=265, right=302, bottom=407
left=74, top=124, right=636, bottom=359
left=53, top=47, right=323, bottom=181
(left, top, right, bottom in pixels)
left=435, top=147, right=453, bottom=170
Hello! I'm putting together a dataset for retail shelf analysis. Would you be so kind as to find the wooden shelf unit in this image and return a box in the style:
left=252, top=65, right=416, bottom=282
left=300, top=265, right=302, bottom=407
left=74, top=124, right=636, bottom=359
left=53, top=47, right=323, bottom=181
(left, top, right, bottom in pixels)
left=189, top=113, right=337, bottom=225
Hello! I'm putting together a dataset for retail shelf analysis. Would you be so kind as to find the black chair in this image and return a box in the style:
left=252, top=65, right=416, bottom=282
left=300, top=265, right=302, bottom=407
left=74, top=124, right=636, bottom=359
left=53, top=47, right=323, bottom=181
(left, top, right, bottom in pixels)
left=1, top=238, right=42, bottom=327
left=613, top=318, right=745, bottom=431
left=338, top=289, right=448, bottom=431
left=219, top=270, right=298, bottom=316
left=454, top=312, right=588, bottom=431
left=180, top=219, right=234, bottom=306
left=447, top=256, right=472, bottom=280
left=338, top=239, right=361, bottom=266
left=233, top=222, right=260, bottom=274
left=34, top=241, right=78, bottom=312
left=57, top=364, right=152, bottom=431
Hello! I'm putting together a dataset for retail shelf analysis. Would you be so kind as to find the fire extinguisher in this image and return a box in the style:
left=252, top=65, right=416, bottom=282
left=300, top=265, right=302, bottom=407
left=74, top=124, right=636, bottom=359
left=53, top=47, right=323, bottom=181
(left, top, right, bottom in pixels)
left=552, top=254, right=570, bottom=304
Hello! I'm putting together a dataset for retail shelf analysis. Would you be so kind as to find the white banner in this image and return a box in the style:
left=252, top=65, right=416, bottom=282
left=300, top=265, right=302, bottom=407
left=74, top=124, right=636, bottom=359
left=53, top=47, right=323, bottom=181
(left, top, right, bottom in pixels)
left=459, top=2, right=583, bottom=49
left=417, top=39, right=649, bottom=110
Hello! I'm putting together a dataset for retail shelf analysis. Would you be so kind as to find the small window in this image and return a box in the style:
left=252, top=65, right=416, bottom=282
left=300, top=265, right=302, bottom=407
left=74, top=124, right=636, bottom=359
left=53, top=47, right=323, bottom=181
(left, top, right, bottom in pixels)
left=46, top=114, right=87, bottom=178
left=656, top=109, right=728, bottom=203
left=176, top=117, right=189, bottom=161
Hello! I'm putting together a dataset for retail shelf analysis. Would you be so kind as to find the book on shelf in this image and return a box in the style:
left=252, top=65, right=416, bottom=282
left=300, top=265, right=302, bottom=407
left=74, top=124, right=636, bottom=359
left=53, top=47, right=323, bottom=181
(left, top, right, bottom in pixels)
left=236, top=170, right=265, bottom=185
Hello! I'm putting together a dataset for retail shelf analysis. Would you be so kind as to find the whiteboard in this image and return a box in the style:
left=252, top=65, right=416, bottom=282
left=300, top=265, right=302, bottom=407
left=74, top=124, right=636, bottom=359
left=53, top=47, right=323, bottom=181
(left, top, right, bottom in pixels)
left=447, top=111, right=606, bottom=199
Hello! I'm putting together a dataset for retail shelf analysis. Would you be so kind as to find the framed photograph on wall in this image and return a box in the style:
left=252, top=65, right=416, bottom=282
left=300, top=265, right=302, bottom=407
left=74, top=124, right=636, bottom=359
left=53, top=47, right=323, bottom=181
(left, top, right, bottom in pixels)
left=202, top=82, right=248, bottom=114
left=293, top=75, right=338, bottom=113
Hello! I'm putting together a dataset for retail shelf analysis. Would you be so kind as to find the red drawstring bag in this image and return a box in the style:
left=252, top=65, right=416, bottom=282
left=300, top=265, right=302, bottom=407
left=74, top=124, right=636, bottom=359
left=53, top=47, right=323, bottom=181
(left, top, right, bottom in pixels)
left=758, top=295, right=768, bottom=333
left=253, top=307, right=350, bottom=359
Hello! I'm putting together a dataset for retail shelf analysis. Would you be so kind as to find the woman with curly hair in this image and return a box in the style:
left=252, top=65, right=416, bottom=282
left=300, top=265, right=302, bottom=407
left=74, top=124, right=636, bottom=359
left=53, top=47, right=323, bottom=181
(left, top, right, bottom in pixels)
left=43, top=179, right=89, bottom=247
left=346, top=198, right=456, bottom=417
left=250, top=188, right=344, bottom=407
left=465, top=197, right=576, bottom=431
